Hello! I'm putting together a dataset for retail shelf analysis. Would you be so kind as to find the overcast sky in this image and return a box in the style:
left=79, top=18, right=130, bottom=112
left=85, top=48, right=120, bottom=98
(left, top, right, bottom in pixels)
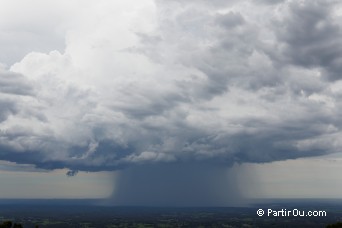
left=1, top=0, right=342, bottom=204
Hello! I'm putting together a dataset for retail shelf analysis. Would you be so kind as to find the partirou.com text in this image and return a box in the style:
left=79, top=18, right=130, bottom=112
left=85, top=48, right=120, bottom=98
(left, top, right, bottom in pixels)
left=257, top=208, right=327, bottom=217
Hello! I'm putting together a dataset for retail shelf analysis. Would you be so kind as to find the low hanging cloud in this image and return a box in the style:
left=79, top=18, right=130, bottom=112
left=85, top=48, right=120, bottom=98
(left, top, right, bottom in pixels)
left=0, top=0, right=342, bottom=172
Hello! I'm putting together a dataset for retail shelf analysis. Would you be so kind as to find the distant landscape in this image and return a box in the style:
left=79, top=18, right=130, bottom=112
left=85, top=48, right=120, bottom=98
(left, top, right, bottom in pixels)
left=1, top=199, right=342, bottom=227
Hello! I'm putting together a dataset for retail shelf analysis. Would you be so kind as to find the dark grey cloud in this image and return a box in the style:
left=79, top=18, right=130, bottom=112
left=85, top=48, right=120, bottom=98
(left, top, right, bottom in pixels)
left=0, top=70, right=32, bottom=122
left=274, top=0, right=342, bottom=81
left=215, top=12, right=245, bottom=28
left=0, top=100, right=17, bottom=123
left=0, top=70, right=34, bottom=96
left=157, top=0, right=240, bottom=8
left=66, top=170, right=78, bottom=177
left=257, top=0, right=285, bottom=5
left=0, top=0, right=341, bottom=176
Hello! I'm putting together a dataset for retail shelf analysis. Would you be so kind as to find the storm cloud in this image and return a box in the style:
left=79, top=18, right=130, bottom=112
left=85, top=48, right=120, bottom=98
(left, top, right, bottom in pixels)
left=0, top=0, right=342, bottom=174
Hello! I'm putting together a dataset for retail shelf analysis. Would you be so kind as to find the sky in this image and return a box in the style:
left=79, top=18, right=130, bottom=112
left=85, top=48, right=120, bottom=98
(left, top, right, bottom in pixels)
left=1, top=0, right=342, bottom=206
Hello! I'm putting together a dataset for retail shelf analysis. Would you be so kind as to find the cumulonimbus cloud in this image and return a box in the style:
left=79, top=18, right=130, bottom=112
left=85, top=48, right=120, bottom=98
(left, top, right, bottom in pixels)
left=0, top=0, right=342, bottom=172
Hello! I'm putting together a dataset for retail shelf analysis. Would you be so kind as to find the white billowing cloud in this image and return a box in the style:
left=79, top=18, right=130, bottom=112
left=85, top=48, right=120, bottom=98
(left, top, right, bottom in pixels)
left=0, top=0, right=342, bottom=171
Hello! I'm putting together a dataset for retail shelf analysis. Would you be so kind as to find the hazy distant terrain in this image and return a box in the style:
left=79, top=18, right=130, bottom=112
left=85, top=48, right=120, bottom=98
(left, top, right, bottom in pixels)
left=0, top=199, right=341, bottom=227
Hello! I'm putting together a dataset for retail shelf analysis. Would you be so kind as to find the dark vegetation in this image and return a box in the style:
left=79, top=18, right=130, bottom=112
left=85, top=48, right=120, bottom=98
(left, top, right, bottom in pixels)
left=0, top=221, right=25, bottom=228
left=1, top=200, right=342, bottom=227
left=327, top=222, right=342, bottom=228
